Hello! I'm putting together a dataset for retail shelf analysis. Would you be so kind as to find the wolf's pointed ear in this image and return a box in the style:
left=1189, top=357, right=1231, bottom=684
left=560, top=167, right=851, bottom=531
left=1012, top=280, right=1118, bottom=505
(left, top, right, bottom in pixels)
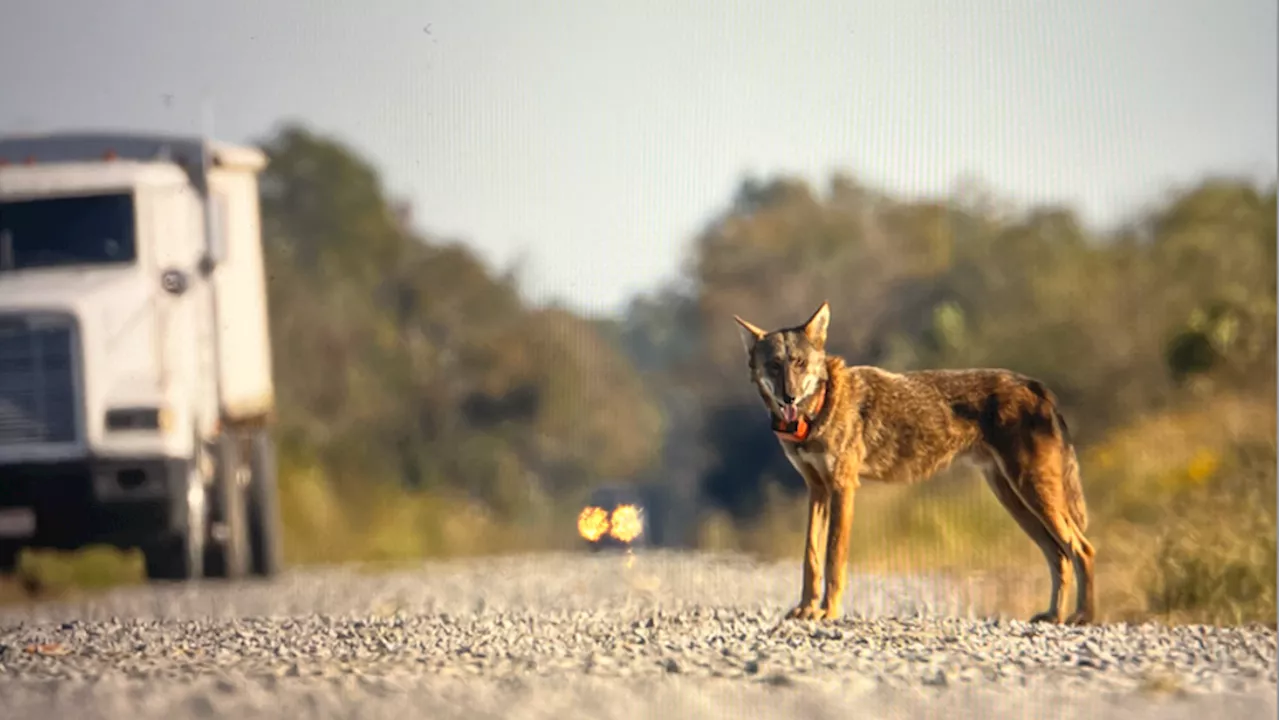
left=734, top=315, right=767, bottom=353
left=803, top=301, right=831, bottom=350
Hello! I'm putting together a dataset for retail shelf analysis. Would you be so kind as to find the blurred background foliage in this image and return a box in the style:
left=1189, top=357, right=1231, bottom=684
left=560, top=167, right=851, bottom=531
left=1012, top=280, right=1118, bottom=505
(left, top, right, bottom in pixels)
left=13, top=122, right=1273, bottom=627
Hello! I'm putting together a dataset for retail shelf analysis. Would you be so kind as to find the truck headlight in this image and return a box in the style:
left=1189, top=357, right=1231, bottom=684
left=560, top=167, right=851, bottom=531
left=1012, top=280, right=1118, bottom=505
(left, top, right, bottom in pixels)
left=104, top=406, right=171, bottom=432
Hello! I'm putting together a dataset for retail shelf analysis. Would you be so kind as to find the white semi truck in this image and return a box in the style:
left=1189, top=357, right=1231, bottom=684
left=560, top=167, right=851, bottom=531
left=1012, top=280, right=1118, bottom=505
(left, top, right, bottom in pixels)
left=0, top=131, right=283, bottom=582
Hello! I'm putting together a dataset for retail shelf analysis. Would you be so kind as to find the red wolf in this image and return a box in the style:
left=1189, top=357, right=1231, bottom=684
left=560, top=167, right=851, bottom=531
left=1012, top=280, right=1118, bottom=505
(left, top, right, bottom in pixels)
left=734, top=302, right=1095, bottom=624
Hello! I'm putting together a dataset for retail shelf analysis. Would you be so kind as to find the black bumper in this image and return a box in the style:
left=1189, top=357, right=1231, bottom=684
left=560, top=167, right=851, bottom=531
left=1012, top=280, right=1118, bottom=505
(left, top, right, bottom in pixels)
left=0, top=457, right=191, bottom=550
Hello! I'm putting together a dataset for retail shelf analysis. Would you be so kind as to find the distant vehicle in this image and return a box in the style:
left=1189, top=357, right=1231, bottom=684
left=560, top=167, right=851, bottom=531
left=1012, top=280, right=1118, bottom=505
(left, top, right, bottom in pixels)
left=577, top=484, right=648, bottom=552
left=0, top=132, right=282, bottom=582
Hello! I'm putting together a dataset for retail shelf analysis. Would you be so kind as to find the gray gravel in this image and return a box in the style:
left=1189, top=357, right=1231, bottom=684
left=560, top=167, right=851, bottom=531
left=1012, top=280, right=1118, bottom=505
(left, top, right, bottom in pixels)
left=0, top=551, right=1275, bottom=719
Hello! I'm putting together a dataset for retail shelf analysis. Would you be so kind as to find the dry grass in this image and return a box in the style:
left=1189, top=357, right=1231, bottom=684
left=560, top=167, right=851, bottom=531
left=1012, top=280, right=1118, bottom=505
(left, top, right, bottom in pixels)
left=0, top=449, right=577, bottom=605
left=276, top=451, right=579, bottom=567
left=696, top=395, right=1278, bottom=627
left=1, top=545, right=145, bottom=606
left=3, top=397, right=1273, bottom=629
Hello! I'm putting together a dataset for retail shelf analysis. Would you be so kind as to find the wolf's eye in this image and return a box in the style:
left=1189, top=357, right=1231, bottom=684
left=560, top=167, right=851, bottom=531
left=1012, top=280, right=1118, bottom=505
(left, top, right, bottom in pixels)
left=766, top=360, right=783, bottom=374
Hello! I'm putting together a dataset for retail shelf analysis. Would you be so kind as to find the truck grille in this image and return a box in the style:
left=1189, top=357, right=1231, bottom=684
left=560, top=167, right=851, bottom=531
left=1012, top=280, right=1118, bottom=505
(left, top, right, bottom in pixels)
left=0, top=316, right=79, bottom=445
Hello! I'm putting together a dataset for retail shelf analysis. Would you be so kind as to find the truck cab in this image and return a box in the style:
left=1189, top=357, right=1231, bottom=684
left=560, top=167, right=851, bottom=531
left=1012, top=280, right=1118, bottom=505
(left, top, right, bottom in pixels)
left=0, top=132, right=283, bottom=582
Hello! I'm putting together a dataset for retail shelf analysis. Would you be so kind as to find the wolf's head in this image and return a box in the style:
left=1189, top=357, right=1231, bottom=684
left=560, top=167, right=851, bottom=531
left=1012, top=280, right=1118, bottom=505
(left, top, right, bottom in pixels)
left=733, top=302, right=831, bottom=425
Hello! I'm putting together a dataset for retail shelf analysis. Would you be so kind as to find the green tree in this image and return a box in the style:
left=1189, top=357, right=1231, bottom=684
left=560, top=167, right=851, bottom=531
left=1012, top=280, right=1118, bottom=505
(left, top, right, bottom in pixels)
left=257, top=123, right=663, bottom=524
left=626, top=170, right=1276, bottom=519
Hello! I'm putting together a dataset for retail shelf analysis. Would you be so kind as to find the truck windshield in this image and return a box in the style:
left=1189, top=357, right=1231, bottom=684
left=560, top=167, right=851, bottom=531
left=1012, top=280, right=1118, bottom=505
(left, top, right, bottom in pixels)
left=0, top=193, right=137, bottom=271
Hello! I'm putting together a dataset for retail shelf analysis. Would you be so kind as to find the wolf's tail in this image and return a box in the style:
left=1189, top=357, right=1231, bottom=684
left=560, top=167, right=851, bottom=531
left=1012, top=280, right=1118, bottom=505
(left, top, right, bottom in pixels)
left=1054, top=409, right=1089, bottom=533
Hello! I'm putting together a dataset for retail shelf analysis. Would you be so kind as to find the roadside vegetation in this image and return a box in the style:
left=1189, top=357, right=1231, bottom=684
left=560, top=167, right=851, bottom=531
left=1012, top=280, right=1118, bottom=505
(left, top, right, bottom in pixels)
left=8, top=123, right=1273, bottom=627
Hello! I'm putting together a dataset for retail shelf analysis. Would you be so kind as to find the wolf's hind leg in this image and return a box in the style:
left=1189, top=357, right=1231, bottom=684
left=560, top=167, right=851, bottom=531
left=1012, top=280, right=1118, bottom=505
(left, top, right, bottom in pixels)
left=1064, top=522, right=1096, bottom=625
left=998, top=444, right=1097, bottom=625
left=981, top=462, right=1069, bottom=623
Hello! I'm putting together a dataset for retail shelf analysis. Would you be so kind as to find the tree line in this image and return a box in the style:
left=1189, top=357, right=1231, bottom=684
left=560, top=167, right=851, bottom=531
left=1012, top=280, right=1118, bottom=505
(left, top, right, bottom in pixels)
left=259, top=122, right=1276, bottom=552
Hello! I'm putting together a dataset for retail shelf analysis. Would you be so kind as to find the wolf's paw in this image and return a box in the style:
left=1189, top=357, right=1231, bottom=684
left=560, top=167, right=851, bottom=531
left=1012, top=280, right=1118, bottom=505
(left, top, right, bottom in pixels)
left=785, top=604, right=823, bottom=621
left=1064, top=610, right=1094, bottom=626
left=820, top=605, right=842, bottom=621
left=1029, top=611, right=1062, bottom=624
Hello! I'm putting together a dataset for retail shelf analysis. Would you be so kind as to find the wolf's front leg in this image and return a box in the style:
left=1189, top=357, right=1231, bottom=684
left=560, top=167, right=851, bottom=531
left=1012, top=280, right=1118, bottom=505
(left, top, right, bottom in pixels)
left=787, top=484, right=830, bottom=620
left=820, top=484, right=857, bottom=620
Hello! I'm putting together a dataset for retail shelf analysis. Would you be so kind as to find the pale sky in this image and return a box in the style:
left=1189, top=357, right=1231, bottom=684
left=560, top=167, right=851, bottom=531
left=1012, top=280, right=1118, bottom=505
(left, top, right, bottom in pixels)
left=2, top=1, right=1275, bottom=316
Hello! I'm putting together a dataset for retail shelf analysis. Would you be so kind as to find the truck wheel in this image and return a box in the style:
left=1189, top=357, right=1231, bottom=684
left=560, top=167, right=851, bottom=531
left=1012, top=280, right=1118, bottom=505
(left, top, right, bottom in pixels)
left=144, top=533, right=202, bottom=581
left=145, top=469, right=207, bottom=582
left=0, top=542, right=18, bottom=576
left=206, top=432, right=250, bottom=579
left=247, top=429, right=283, bottom=578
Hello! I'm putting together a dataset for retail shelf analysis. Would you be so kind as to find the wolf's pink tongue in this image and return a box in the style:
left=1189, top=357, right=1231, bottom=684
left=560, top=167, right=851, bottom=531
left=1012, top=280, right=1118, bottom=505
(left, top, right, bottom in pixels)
left=781, top=405, right=798, bottom=423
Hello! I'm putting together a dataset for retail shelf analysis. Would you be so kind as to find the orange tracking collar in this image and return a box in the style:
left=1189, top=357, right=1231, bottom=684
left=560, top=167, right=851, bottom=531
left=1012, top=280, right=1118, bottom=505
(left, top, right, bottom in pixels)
left=771, top=381, right=827, bottom=443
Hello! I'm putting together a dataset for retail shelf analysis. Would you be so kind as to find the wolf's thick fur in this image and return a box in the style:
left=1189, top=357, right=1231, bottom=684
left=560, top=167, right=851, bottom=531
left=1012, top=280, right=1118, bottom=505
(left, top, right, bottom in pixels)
left=734, top=302, right=1096, bottom=624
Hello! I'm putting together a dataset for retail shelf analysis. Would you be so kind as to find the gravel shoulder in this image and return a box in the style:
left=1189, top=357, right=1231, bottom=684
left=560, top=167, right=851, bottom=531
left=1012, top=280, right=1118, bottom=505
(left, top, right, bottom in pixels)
left=0, top=551, right=1275, bottom=719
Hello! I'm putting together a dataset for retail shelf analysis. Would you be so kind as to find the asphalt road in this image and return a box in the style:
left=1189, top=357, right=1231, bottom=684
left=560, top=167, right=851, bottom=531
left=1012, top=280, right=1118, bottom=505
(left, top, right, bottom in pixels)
left=0, top=551, right=1275, bottom=719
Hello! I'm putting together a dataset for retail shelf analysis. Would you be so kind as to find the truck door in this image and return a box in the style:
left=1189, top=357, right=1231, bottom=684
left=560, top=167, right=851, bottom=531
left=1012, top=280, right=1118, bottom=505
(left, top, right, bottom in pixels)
left=147, top=184, right=207, bottom=451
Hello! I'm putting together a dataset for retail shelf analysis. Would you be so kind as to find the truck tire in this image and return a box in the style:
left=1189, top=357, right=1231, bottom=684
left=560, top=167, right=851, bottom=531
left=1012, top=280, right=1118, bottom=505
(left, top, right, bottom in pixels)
left=0, top=542, right=18, bottom=576
left=144, top=468, right=206, bottom=582
left=206, top=432, right=250, bottom=579
left=143, top=533, right=202, bottom=581
left=247, top=429, right=284, bottom=578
